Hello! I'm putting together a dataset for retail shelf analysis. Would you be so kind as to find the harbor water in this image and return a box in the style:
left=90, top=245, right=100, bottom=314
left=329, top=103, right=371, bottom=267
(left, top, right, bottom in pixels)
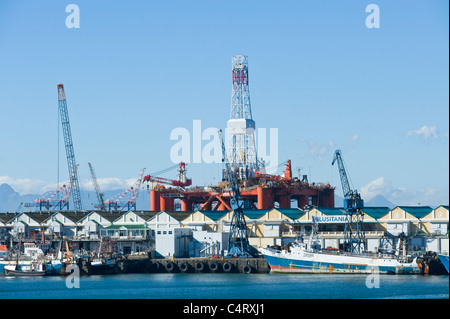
left=0, top=273, right=448, bottom=299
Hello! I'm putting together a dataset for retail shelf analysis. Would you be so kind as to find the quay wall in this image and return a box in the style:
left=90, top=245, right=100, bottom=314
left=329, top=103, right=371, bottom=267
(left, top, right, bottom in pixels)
left=123, top=256, right=270, bottom=274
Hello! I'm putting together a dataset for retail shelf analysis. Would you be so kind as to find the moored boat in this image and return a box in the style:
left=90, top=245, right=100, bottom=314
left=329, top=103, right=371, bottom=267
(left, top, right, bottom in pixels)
left=89, top=256, right=119, bottom=275
left=4, top=261, right=47, bottom=276
left=436, top=254, right=449, bottom=274
left=260, top=238, right=421, bottom=275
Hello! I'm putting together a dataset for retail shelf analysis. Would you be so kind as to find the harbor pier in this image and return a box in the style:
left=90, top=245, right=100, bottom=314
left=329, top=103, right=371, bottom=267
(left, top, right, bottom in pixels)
left=123, top=255, right=270, bottom=274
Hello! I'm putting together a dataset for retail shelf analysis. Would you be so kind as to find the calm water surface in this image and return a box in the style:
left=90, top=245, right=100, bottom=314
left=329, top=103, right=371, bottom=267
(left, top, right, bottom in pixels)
left=0, top=273, right=448, bottom=299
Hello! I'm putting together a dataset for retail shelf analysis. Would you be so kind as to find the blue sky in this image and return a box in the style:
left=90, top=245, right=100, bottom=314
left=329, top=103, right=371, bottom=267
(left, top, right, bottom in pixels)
left=0, top=0, right=448, bottom=207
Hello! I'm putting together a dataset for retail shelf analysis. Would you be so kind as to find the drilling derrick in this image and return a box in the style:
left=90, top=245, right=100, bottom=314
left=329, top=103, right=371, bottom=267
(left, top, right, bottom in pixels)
left=57, top=84, right=83, bottom=210
left=227, top=55, right=259, bottom=181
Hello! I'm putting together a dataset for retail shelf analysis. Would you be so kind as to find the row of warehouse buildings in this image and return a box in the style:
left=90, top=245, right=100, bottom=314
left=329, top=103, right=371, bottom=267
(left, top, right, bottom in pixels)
left=0, top=205, right=448, bottom=257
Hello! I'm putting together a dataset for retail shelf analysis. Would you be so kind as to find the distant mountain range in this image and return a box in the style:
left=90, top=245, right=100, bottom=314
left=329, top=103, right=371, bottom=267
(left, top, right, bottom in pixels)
left=1, top=182, right=396, bottom=213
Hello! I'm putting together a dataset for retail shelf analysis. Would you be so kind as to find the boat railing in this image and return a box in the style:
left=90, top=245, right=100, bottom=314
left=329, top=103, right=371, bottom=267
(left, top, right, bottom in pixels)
left=282, top=231, right=385, bottom=238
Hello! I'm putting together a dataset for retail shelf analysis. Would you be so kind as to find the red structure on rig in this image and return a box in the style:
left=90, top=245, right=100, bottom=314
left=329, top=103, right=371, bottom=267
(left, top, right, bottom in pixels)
left=144, top=55, right=335, bottom=212
left=144, top=160, right=334, bottom=212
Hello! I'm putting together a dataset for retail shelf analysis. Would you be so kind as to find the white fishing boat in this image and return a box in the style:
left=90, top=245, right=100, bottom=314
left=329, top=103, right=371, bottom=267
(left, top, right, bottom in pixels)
left=260, top=211, right=421, bottom=275
left=260, top=243, right=421, bottom=274
left=4, top=261, right=47, bottom=276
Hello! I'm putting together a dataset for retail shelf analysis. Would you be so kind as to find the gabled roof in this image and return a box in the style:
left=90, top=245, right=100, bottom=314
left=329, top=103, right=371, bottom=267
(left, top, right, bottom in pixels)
left=272, top=208, right=305, bottom=220
left=316, top=207, right=346, bottom=216
left=104, top=224, right=149, bottom=230
left=361, top=207, right=390, bottom=219
left=397, top=206, right=433, bottom=218
left=199, top=210, right=231, bottom=221
left=160, top=211, right=194, bottom=222
left=22, top=212, right=54, bottom=224
left=95, top=211, right=125, bottom=222
left=242, top=209, right=270, bottom=219
left=0, top=213, right=20, bottom=224
left=134, top=211, right=155, bottom=221
left=57, top=211, right=90, bottom=223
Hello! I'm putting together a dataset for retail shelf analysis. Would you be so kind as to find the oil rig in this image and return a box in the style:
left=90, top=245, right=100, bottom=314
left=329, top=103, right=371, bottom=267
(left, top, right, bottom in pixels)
left=144, top=55, right=335, bottom=212
left=25, top=56, right=335, bottom=213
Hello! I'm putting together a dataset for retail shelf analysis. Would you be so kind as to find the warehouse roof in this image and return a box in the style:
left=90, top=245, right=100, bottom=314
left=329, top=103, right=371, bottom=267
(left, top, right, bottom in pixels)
left=104, top=224, right=148, bottom=230
left=316, top=207, right=346, bottom=216
left=397, top=206, right=433, bottom=218
left=200, top=210, right=231, bottom=221
left=361, top=207, right=390, bottom=219
left=243, top=209, right=270, bottom=219
left=162, top=211, right=195, bottom=222
left=273, top=208, right=305, bottom=220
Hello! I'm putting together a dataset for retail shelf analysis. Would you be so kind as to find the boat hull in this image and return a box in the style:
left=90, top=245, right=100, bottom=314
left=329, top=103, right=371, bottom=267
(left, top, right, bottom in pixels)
left=4, top=265, right=46, bottom=276
left=5, top=269, right=46, bottom=276
left=436, top=254, right=449, bottom=274
left=261, top=248, right=421, bottom=274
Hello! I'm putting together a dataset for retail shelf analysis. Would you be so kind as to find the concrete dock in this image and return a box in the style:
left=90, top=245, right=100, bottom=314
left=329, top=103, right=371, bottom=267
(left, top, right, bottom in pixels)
left=122, top=255, right=270, bottom=274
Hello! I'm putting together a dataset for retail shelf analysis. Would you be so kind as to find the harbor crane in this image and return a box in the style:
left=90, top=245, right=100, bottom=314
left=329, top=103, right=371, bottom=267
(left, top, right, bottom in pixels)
left=25, top=164, right=80, bottom=210
left=57, top=84, right=83, bottom=210
left=88, top=162, right=107, bottom=211
left=105, top=168, right=146, bottom=211
left=143, top=163, right=192, bottom=188
left=218, top=129, right=253, bottom=258
left=332, top=149, right=365, bottom=253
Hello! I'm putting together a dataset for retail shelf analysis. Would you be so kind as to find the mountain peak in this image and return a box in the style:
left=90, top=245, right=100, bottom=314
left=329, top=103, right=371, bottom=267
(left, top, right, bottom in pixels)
left=0, top=183, right=16, bottom=195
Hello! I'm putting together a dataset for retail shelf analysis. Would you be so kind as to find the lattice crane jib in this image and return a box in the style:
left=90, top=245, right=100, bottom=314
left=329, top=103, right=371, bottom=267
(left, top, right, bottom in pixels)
left=88, top=162, right=106, bottom=211
left=105, top=168, right=145, bottom=211
left=57, top=84, right=82, bottom=210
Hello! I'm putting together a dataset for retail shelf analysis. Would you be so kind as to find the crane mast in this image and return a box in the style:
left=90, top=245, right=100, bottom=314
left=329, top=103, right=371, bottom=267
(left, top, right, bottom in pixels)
left=218, top=130, right=252, bottom=257
left=57, top=84, right=83, bottom=210
left=88, top=162, right=106, bottom=211
left=332, top=150, right=365, bottom=253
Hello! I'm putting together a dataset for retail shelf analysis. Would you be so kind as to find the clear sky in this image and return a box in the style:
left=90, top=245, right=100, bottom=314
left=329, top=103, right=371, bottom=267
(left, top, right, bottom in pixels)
left=0, top=0, right=448, bottom=207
